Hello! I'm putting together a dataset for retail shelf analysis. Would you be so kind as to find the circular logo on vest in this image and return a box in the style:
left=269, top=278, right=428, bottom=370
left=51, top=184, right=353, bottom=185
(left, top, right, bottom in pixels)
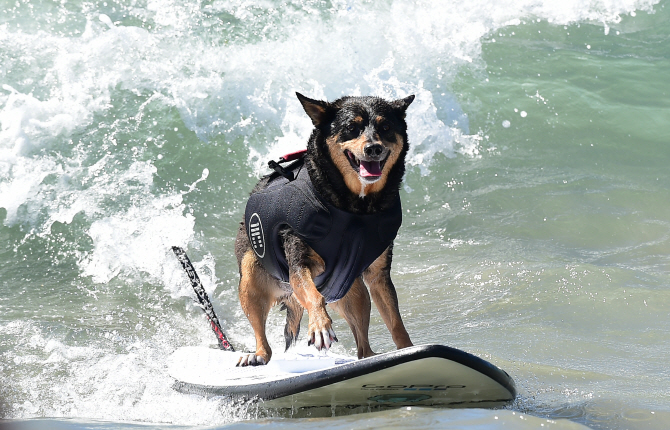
left=248, top=213, right=265, bottom=258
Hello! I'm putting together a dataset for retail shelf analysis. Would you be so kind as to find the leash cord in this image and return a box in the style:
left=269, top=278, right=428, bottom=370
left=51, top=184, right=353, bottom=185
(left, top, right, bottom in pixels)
left=171, top=246, right=235, bottom=351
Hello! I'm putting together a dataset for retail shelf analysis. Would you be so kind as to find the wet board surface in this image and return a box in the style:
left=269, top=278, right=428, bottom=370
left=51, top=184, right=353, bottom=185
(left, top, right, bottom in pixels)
left=167, top=344, right=516, bottom=409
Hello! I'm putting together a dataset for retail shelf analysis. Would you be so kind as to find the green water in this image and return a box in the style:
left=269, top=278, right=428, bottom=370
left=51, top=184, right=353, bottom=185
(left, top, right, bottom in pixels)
left=1, top=0, right=669, bottom=429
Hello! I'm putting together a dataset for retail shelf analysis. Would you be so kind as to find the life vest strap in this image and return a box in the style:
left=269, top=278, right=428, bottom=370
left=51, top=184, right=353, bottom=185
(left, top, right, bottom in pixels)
left=268, top=149, right=307, bottom=181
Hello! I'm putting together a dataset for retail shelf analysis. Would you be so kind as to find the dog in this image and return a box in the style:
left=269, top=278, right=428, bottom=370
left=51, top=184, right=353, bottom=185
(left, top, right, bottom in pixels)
left=234, top=92, right=415, bottom=366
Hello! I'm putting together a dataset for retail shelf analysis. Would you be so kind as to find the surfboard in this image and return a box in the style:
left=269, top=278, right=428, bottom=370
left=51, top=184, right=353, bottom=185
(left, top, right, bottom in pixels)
left=168, top=248, right=515, bottom=410
left=167, top=343, right=516, bottom=409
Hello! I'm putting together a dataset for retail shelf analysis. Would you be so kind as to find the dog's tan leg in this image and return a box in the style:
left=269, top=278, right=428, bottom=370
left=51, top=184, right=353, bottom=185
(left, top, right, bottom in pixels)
left=282, top=234, right=337, bottom=351
left=289, top=267, right=337, bottom=351
left=237, top=250, right=278, bottom=366
left=328, top=277, right=375, bottom=358
left=282, top=294, right=304, bottom=351
left=363, top=247, right=413, bottom=349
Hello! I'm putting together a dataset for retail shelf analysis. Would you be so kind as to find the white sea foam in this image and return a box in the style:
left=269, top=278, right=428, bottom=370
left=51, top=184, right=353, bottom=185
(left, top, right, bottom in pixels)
left=0, top=320, right=249, bottom=424
left=2, top=0, right=657, bottom=187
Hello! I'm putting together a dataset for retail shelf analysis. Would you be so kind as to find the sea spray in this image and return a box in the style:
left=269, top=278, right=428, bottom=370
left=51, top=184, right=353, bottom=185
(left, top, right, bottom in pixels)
left=1, top=0, right=667, bottom=428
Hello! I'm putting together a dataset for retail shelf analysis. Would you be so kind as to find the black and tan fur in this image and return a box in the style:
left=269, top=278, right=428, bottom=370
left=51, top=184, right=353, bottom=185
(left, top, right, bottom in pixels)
left=235, top=93, right=415, bottom=366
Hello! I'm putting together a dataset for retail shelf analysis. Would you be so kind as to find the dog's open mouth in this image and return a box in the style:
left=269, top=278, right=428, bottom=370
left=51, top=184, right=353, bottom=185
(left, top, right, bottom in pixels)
left=345, top=150, right=386, bottom=180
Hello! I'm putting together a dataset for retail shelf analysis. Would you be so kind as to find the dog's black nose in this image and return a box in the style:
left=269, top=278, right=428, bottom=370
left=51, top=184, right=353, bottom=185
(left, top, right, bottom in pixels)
left=364, top=143, right=384, bottom=158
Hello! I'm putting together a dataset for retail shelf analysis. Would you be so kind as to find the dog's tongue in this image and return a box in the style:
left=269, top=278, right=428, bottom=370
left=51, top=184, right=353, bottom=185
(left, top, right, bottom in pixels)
left=359, top=160, right=382, bottom=177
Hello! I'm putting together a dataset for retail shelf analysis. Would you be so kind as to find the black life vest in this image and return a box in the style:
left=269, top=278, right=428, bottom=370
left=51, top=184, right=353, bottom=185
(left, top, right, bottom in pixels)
left=244, top=158, right=402, bottom=303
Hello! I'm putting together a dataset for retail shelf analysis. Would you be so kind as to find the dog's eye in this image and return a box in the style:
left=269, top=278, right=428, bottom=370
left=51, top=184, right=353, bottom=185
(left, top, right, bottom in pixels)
left=380, top=123, right=390, bottom=132
left=346, top=124, right=358, bottom=133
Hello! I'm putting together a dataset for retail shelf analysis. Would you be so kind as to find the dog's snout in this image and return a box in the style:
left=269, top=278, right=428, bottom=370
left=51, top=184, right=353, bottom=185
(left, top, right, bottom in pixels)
left=364, top=143, right=384, bottom=158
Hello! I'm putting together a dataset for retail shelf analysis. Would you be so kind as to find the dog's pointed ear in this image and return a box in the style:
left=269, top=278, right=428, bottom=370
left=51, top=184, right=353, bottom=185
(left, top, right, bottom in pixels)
left=392, top=95, right=415, bottom=117
left=296, top=92, right=331, bottom=127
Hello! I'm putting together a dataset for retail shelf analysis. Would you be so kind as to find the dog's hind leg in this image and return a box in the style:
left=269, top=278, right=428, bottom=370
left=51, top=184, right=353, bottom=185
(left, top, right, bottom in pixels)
left=328, top=277, right=375, bottom=358
left=363, top=246, right=413, bottom=350
left=281, top=294, right=304, bottom=351
left=237, top=249, right=280, bottom=366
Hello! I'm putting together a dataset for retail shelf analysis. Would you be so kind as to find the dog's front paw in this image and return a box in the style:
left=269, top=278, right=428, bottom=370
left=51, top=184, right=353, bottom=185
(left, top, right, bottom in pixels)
left=236, top=352, right=268, bottom=367
left=307, top=317, right=338, bottom=351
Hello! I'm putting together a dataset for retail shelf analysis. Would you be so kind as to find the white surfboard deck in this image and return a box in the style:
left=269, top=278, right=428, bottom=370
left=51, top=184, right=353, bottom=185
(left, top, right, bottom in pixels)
left=167, top=344, right=516, bottom=409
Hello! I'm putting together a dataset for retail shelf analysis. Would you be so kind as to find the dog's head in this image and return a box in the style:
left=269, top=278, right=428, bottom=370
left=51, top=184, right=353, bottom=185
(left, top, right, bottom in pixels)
left=297, top=93, right=414, bottom=200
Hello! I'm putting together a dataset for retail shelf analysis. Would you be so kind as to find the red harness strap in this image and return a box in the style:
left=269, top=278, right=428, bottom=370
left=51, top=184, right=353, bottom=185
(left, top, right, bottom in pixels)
left=279, top=149, right=307, bottom=162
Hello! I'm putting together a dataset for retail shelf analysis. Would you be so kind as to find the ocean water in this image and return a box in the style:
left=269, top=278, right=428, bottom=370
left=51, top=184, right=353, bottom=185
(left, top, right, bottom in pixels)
left=1, top=0, right=669, bottom=429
